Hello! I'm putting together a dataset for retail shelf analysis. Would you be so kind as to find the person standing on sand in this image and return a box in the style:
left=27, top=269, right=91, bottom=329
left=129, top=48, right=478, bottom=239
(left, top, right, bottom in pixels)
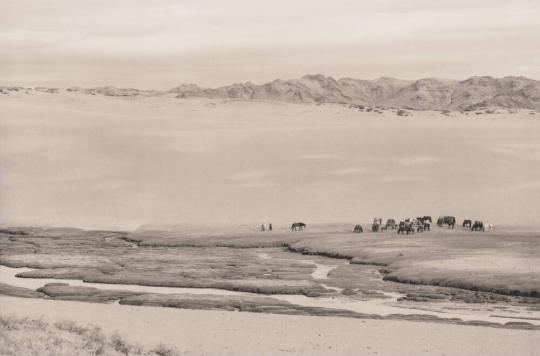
left=269, top=223, right=272, bottom=231
left=261, top=224, right=265, bottom=232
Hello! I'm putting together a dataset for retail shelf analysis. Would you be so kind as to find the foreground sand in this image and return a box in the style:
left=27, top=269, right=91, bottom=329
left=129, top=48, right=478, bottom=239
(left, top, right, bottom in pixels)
left=2, top=296, right=539, bottom=356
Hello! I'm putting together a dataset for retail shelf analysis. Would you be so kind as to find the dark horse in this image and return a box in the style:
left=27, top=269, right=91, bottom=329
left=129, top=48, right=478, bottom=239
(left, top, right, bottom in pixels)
left=397, top=221, right=414, bottom=235
left=385, top=219, right=396, bottom=230
left=471, top=221, right=484, bottom=231
left=437, top=216, right=456, bottom=228
left=291, top=222, right=306, bottom=231
left=354, top=224, right=363, bottom=233
left=463, top=219, right=472, bottom=228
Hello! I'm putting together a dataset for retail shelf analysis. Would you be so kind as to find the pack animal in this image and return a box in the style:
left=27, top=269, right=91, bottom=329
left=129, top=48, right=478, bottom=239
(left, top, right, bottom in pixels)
left=291, top=222, right=306, bottom=231
left=471, top=221, right=484, bottom=231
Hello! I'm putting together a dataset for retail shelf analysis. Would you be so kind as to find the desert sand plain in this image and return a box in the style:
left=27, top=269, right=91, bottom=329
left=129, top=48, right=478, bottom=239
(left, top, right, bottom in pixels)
left=1, top=91, right=540, bottom=355
left=2, top=91, right=540, bottom=229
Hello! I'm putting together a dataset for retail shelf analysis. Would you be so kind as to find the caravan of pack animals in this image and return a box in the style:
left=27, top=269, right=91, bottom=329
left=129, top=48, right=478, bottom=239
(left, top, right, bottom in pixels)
left=296, top=216, right=493, bottom=234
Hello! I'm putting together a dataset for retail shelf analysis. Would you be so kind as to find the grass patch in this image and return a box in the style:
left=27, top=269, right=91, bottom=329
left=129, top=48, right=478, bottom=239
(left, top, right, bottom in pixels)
left=0, top=314, right=183, bottom=356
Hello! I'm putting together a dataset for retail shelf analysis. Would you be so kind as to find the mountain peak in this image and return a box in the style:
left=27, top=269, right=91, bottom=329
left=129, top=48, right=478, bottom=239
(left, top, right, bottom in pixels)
left=301, top=74, right=332, bottom=81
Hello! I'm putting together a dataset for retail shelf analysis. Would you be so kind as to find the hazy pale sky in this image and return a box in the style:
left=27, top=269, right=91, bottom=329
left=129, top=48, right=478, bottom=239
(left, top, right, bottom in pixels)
left=1, top=0, right=539, bottom=88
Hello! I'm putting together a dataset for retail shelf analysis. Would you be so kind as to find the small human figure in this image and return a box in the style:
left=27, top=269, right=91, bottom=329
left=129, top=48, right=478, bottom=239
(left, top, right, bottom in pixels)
left=261, top=224, right=265, bottom=232
left=269, top=223, right=272, bottom=231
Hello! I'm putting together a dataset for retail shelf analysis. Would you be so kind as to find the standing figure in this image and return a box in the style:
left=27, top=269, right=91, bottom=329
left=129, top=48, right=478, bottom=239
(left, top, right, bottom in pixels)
left=261, top=224, right=265, bottom=232
left=269, top=223, right=272, bottom=231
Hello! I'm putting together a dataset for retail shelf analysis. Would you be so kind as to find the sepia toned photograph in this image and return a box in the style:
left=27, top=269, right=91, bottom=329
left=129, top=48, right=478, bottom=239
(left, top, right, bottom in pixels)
left=1, top=1, right=539, bottom=355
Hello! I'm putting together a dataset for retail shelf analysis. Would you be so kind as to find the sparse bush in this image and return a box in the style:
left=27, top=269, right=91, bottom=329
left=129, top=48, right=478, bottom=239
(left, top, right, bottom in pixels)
left=0, top=315, right=22, bottom=331
left=397, top=109, right=409, bottom=116
left=54, top=319, right=89, bottom=335
left=83, top=326, right=107, bottom=355
left=151, top=343, right=180, bottom=356
left=110, top=332, right=130, bottom=355
left=0, top=315, right=48, bottom=331
left=1, top=315, right=183, bottom=356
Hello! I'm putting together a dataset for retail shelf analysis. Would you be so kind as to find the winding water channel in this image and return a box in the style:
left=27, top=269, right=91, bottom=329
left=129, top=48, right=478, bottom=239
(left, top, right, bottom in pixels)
left=2, top=264, right=539, bottom=326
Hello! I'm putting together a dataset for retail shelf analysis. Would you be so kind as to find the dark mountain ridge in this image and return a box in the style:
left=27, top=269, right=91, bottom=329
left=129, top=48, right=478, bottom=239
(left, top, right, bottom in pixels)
left=2, top=75, right=539, bottom=110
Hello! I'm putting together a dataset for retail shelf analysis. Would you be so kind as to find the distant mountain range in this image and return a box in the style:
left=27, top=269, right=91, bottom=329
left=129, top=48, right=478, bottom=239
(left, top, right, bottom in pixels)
left=2, top=75, right=540, bottom=111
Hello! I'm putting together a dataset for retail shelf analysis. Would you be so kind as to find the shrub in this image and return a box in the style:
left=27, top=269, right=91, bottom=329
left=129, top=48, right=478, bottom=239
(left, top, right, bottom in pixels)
left=54, top=320, right=89, bottom=335
left=82, top=326, right=106, bottom=355
left=110, top=332, right=130, bottom=355
left=151, top=343, right=180, bottom=356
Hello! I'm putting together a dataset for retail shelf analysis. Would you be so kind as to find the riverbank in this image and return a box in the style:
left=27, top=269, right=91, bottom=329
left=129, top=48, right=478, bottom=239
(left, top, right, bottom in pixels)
left=1, top=227, right=540, bottom=329
left=2, top=296, right=539, bottom=356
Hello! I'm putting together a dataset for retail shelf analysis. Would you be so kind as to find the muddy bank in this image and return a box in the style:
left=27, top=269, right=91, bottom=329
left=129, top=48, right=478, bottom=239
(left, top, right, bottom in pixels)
left=121, top=293, right=503, bottom=328
left=127, top=230, right=301, bottom=249
left=37, top=283, right=143, bottom=302
left=1, top=227, right=540, bottom=325
left=119, top=293, right=377, bottom=319
left=384, top=273, right=540, bottom=298
left=286, top=231, right=540, bottom=298
left=15, top=268, right=330, bottom=296
left=2, top=283, right=538, bottom=330
left=2, top=265, right=540, bottom=329
left=3, top=227, right=539, bottom=301
left=0, top=282, right=44, bottom=298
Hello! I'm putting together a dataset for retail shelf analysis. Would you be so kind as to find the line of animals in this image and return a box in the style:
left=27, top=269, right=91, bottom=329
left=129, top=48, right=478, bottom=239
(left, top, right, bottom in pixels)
left=355, top=216, right=432, bottom=235
left=290, top=216, right=493, bottom=233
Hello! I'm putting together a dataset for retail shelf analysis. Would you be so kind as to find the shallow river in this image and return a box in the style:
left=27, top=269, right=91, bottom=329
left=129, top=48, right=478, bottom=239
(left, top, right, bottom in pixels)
left=1, top=265, right=539, bottom=326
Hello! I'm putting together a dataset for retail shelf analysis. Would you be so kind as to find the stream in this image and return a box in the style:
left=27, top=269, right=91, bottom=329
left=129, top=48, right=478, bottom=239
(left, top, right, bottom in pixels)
left=1, top=265, right=539, bottom=326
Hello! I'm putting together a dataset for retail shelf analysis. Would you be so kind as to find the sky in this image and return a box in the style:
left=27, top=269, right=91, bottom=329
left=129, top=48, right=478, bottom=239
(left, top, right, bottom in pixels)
left=1, top=0, right=539, bottom=88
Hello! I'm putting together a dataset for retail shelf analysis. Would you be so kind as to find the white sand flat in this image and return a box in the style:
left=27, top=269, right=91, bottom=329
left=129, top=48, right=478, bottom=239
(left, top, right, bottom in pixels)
left=1, top=296, right=539, bottom=356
